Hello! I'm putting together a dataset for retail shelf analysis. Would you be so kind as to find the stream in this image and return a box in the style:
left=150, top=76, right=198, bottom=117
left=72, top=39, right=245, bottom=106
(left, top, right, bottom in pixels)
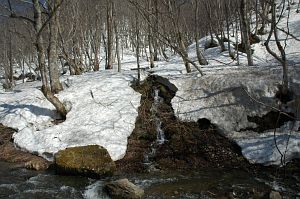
left=1, top=80, right=300, bottom=198
left=1, top=161, right=300, bottom=199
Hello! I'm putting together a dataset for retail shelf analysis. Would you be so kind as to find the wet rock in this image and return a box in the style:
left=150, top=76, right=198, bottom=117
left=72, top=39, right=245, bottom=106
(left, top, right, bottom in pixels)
left=55, top=145, right=116, bottom=178
left=25, top=159, right=49, bottom=170
left=104, top=178, right=144, bottom=199
left=0, top=124, right=50, bottom=171
left=269, top=191, right=282, bottom=199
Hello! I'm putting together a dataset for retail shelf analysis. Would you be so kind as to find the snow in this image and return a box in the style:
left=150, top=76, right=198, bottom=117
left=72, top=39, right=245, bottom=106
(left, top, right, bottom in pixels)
left=1, top=3, right=300, bottom=166
left=237, top=131, right=300, bottom=165
left=151, top=62, right=300, bottom=165
left=149, top=6, right=300, bottom=166
left=1, top=71, right=140, bottom=161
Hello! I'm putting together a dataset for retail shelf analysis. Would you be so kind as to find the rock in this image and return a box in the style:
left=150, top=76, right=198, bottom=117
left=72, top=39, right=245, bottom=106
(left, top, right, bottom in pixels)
left=55, top=145, right=116, bottom=178
left=25, top=159, right=49, bottom=171
left=104, top=178, right=144, bottom=199
left=269, top=191, right=282, bottom=199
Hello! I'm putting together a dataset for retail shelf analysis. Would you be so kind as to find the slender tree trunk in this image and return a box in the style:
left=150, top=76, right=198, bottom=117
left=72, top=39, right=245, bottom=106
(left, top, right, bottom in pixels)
left=178, top=32, right=191, bottom=73
left=48, top=0, right=63, bottom=94
left=215, top=32, right=226, bottom=52
left=264, top=1, right=288, bottom=95
left=94, top=47, right=100, bottom=71
left=8, top=34, right=14, bottom=88
left=195, top=34, right=208, bottom=65
left=106, top=0, right=114, bottom=69
left=135, top=11, right=141, bottom=84
left=194, top=0, right=208, bottom=65
left=33, top=0, right=67, bottom=119
left=112, top=3, right=121, bottom=72
left=147, top=0, right=155, bottom=68
left=153, top=0, right=159, bottom=61
left=240, top=0, right=254, bottom=66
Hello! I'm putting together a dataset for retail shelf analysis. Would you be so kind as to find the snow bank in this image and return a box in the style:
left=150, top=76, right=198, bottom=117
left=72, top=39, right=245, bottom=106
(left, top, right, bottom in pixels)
left=148, top=5, right=300, bottom=165
left=237, top=129, right=300, bottom=165
left=1, top=71, right=140, bottom=161
left=153, top=63, right=300, bottom=166
left=0, top=84, right=59, bottom=131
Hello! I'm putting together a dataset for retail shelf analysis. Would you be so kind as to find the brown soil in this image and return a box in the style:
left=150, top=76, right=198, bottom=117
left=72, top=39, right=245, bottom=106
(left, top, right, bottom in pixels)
left=0, top=124, right=50, bottom=170
left=116, top=76, right=257, bottom=173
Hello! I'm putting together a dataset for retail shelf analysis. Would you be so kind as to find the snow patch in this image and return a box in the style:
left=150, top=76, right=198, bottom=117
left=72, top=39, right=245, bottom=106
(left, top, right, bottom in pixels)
left=2, top=71, right=140, bottom=161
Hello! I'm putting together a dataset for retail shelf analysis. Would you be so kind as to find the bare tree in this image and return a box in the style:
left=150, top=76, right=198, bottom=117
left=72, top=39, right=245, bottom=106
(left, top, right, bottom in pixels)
left=48, top=0, right=63, bottom=93
left=1, top=0, right=68, bottom=118
left=106, top=0, right=114, bottom=70
left=240, top=0, right=254, bottom=66
left=264, top=0, right=290, bottom=95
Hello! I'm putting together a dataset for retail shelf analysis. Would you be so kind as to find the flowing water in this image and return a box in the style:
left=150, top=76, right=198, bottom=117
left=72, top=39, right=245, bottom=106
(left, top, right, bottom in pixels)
left=1, top=161, right=300, bottom=199
left=151, top=87, right=166, bottom=145
left=144, top=87, right=166, bottom=171
left=1, top=87, right=300, bottom=198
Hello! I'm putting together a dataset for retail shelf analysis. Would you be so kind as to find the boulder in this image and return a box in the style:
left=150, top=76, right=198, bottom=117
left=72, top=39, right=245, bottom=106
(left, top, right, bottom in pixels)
left=104, top=178, right=144, bottom=199
left=55, top=145, right=116, bottom=178
left=269, top=191, right=282, bottom=199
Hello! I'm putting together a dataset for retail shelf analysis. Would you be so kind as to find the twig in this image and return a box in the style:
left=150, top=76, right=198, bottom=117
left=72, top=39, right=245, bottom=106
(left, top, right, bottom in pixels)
left=90, top=90, right=118, bottom=108
left=242, top=87, right=298, bottom=120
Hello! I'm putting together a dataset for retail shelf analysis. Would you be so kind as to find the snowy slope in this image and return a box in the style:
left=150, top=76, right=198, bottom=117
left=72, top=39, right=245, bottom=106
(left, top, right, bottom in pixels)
left=150, top=8, right=300, bottom=165
left=1, top=71, right=140, bottom=161
left=0, top=4, right=299, bottom=166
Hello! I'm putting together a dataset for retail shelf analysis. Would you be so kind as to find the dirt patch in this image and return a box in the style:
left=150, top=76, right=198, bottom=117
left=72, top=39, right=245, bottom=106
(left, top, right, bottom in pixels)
left=116, top=76, right=255, bottom=173
left=0, top=124, right=50, bottom=170
left=246, top=111, right=295, bottom=133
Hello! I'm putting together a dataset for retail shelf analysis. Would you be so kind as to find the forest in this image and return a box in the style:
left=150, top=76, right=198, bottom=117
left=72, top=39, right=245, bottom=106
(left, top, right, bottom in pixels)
left=0, top=0, right=300, bottom=198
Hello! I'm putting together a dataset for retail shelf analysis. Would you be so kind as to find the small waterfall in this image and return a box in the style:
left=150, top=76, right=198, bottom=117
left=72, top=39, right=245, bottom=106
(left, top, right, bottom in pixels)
left=151, top=88, right=166, bottom=145
left=143, top=87, right=167, bottom=171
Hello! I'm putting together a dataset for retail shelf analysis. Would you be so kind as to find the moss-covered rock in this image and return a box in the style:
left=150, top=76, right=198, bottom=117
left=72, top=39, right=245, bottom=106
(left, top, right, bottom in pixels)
left=55, top=145, right=116, bottom=178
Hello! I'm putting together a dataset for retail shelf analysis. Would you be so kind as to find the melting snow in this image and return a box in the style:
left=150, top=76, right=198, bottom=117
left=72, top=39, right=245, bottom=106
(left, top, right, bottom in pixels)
left=1, top=71, right=140, bottom=161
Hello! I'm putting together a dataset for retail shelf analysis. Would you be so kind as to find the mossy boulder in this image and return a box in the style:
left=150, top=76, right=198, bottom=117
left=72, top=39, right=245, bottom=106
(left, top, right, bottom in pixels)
left=55, top=145, right=116, bottom=178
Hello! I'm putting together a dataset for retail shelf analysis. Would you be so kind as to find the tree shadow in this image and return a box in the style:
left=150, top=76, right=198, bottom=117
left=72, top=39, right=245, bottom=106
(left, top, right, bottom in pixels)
left=0, top=103, right=57, bottom=118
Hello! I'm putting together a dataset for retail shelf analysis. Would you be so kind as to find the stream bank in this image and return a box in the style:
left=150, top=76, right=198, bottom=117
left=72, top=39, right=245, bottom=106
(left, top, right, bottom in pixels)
left=0, top=75, right=300, bottom=198
left=0, top=124, right=50, bottom=170
left=117, top=75, right=259, bottom=173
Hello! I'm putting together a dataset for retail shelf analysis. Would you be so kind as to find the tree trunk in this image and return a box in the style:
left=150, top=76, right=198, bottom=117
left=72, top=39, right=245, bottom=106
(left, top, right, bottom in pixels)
left=8, top=34, right=14, bottom=89
left=135, top=11, right=140, bottom=84
left=153, top=0, right=159, bottom=61
left=195, top=33, right=208, bottom=65
left=106, top=0, right=114, bottom=70
left=48, top=0, right=63, bottom=94
left=148, top=0, right=155, bottom=68
left=264, top=1, right=289, bottom=95
left=194, top=0, right=208, bottom=65
left=240, top=0, right=254, bottom=66
left=113, top=3, right=121, bottom=72
left=33, top=0, right=67, bottom=119
left=178, top=32, right=191, bottom=73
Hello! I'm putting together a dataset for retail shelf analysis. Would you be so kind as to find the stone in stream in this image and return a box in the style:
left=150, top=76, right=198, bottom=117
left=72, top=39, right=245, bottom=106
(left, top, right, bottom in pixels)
left=269, top=191, right=282, bottom=199
left=104, top=178, right=144, bottom=199
left=55, top=145, right=116, bottom=178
